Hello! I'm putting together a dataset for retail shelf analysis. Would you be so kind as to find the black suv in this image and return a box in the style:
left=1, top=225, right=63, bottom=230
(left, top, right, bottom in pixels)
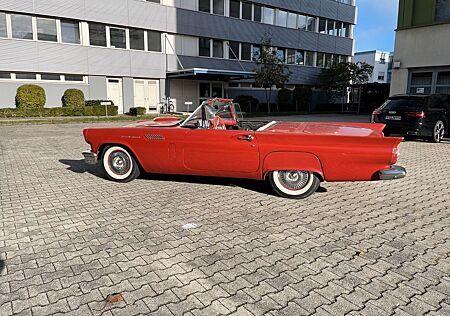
left=371, top=94, right=449, bottom=142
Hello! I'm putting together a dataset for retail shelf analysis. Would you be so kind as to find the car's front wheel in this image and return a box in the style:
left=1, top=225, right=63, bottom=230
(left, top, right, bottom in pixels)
left=268, top=170, right=320, bottom=199
left=102, top=146, right=140, bottom=182
left=430, top=120, right=445, bottom=143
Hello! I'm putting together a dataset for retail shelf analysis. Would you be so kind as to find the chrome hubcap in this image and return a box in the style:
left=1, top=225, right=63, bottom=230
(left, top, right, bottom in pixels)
left=109, top=151, right=131, bottom=175
left=278, top=171, right=310, bottom=191
left=435, top=122, right=445, bottom=141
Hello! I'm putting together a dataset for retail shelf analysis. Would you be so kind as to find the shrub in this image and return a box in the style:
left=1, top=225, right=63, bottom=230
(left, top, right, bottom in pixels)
left=129, top=107, right=146, bottom=116
left=0, top=105, right=119, bottom=118
left=233, top=95, right=259, bottom=113
left=15, top=84, right=46, bottom=109
left=293, top=85, right=313, bottom=112
left=85, top=100, right=114, bottom=107
left=62, top=89, right=85, bottom=108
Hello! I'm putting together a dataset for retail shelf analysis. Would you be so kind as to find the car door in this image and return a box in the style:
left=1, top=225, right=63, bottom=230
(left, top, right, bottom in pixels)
left=183, top=129, right=260, bottom=174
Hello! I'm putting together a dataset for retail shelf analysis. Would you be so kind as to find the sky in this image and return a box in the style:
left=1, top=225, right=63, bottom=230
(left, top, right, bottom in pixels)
left=354, top=0, right=399, bottom=53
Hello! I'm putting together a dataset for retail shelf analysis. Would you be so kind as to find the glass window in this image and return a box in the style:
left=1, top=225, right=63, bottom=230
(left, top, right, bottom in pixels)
left=61, top=20, right=80, bottom=44
left=200, top=82, right=211, bottom=98
left=325, top=53, right=332, bottom=68
left=287, top=13, right=297, bottom=28
left=11, top=14, right=33, bottom=40
left=199, top=0, right=210, bottom=13
left=37, top=18, right=57, bottom=42
left=327, top=20, right=335, bottom=35
left=129, top=28, right=145, bottom=50
left=213, top=0, right=224, bottom=15
left=89, top=23, right=107, bottom=47
left=318, top=19, right=327, bottom=34
left=252, top=45, right=261, bottom=61
left=306, top=16, right=316, bottom=31
left=286, top=49, right=296, bottom=64
left=41, top=73, right=61, bottom=81
left=199, top=37, right=211, bottom=56
left=16, top=72, right=36, bottom=80
left=254, top=4, right=262, bottom=22
left=241, top=43, right=251, bottom=60
left=317, top=53, right=325, bottom=67
left=296, top=51, right=304, bottom=65
left=0, top=12, right=7, bottom=38
left=342, top=23, right=350, bottom=37
left=263, top=7, right=274, bottom=25
left=276, top=10, right=287, bottom=27
left=242, top=2, right=252, bottom=20
left=229, top=41, right=240, bottom=59
left=109, top=27, right=126, bottom=49
left=213, top=40, right=223, bottom=58
left=335, top=21, right=343, bottom=37
left=436, top=0, right=450, bottom=22
left=65, top=74, right=84, bottom=82
left=211, top=83, right=222, bottom=97
left=298, top=15, right=307, bottom=30
left=0, top=72, right=11, bottom=79
left=305, top=51, right=315, bottom=66
left=146, top=0, right=160, bottom=2
left=230, top=0, right=240, bottom=18
left=147, top=30, right=161, bottom=52
left=276, top=49, right=285, bottom=62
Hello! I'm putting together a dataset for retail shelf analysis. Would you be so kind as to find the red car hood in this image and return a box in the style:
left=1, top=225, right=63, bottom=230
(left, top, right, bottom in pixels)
left=263, top=122, right=386, bottom=137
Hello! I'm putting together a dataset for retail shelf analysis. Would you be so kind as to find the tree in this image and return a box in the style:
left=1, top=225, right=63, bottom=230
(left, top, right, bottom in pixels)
left=254, top=35, right=290, bottom=113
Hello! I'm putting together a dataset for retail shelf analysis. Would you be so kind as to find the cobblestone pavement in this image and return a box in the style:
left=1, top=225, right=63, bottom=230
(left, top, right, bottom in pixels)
left=1, top=123, right=449, bottom=316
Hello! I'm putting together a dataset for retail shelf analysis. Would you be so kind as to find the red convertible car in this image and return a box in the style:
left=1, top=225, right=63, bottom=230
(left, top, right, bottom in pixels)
left=82, top=98, right=406, bottom=199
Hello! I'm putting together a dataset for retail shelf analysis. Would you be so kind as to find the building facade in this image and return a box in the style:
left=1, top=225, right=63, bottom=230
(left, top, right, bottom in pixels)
left=353, top=50, right=393, bottom=84
left=0, top=0, right=356, bottom=113
left=391, top=0, right=450, bottom=96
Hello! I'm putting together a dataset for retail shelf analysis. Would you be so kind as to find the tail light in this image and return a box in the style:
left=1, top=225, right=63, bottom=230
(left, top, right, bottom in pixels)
left=391, top=146, right=399, bottom=164
left=405, top=111, right=426, bottom=118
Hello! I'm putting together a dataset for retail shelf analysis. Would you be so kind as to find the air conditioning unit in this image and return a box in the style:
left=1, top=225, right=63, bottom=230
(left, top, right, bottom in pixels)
left=393, top=61, right=401, bottom=69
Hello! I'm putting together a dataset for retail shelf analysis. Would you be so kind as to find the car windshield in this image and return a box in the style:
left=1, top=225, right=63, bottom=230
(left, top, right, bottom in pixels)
left=380, top=98, right=425, bottom=111
left=181, top=99, right=242, bottom=129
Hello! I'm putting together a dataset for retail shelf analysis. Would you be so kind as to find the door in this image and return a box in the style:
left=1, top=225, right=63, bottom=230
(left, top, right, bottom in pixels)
left=134, top=80, right=160, bottom=113
left=183, top=129, right=260, bottom=174
left=107, top=78, right=123, bottom=114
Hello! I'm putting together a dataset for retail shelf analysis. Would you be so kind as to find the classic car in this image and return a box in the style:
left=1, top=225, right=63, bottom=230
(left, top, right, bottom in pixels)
left=82, top=98, right=406, bottom=199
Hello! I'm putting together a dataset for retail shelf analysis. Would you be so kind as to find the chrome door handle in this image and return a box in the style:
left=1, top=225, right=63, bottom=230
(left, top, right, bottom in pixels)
left=237, top=135, right=254, bottom=141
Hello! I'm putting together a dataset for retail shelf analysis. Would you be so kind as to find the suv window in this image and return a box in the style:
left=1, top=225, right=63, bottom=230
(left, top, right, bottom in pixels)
left=381, top=98, right=425, bottom=111
left=426, top=94, right=449, bottom=109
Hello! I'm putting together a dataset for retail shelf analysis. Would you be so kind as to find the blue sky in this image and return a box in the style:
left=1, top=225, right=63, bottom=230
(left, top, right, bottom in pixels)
left=354, top=0, right=399, bottom=53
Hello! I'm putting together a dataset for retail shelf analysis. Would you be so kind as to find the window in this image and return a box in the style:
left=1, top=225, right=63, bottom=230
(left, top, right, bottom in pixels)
left=327, top=20, right=335, bottom=35
left=211, top=83, right=222, bottom=97
left=37, top=18, right=57, bottom=42
left=61, top=20, right=80, bottom=44
left=41, top=73, right=61, bottom=81
left=242, top=2, right=252, bottom=20
left=16, top=72, right=36, bottom=80
left=129, top=28, right=145, bottom=50
left=276, top=49, right=285, bottom=62
left=263, top=7, right=274, bottom=24
left=298, top=15, right=307, bottom=30
left=200, top=82, right=211, bottom=98
left=335, top=21, right=343, bottom=37
left=213, top=0, right=224, bottom=15
left=276, top=10, right=287, bottom=27
left=317, top=53, right=325, bottom=67
left=378, top=72, right=385, bottom=81
left=147, top=30, right=161, bottom=52
left=65, top=74, right=84, bottom=82
left=436, top=0, right=450, bottom=22
left=436, top=72, right=450, bottom=94
left=318, top=19, right=327, bottom=34
left=342, top=23, right=350, bottom=37
left=286, top=49, right=296, bottom=64
left=287, top=13, right=297, bottom=28
left=230, top=0, right=240, bottom=18
left=109, top=27, right=126, bottom=49
left=254, top=4, right=262, bottom=22
left=296, top=51, right=304, bottom=65
left=0, top=72, right=11, bottom=79
left=199, top=37, right=210, bottom=56
left=325, top=54, right=332, bottom=68
left=410, top=72, right=432, bottom=94
left=89, top=23, right=107, bottom=47
left=199, top=0, right=210, bottom=13
left=252, top=45, right=261, bottom=61
left=305, top=51, right=315, bottom=67
left=146, top=0, right=160, bottom=2
left=306, top=16, right=316, bottom=31
left=213, top=40, right=223, bottom=58
left=241, top=43, right=251, bottom=60
left=0, top=12, right=7, bottom=38
left=11, top=14, right=33, bottom=40
left=229, top=41, right=240, bottom=59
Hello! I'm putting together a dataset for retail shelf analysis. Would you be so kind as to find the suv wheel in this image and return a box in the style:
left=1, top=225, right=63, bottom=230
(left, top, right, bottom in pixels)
left=431, top=120, right=445, bottom=143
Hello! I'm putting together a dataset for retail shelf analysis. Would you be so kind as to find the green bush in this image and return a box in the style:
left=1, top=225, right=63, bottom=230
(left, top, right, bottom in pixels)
left=293, top=85, right=312, bottom=112
left=62, top=89, right=85, bottom=108
left=85, top=100, right=114, bottom=107
left=15, top=84, right=46, bottom=109
left=129, top=107, right=146, bottom=116
left=0, top=105, right=119, bottom=118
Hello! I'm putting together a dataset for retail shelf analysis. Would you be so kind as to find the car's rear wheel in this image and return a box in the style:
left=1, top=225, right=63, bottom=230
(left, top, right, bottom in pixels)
left=102, top=146, right=140, bottom=182
left=268, top=170, right=320, bottom=199
left=430, top=120, right=445, bottom=143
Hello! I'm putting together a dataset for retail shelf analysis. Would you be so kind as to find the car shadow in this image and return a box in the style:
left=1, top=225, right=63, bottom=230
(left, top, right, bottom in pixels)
left=59, top=159, right=327, bottom=197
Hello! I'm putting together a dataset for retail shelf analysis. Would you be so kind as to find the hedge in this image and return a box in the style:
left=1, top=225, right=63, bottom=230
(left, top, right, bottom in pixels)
left=16, top=85, right=46, bottom=109
left=63, top=89, right=85, bottom=108
left=85, top=100, right=114, bottom=107
left=129, top=107, right=146, bottom=116
left=0, top=105, right=118, bottom=118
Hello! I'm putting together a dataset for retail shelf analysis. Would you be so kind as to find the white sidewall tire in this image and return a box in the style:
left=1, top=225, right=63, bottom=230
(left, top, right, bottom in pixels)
left=103, top=146, right=134, bottom=180
left=272, top=170, right=315, bottom=196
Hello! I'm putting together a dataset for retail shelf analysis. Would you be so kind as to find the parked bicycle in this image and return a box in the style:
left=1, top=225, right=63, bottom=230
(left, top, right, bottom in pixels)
left=159, top=97, right=175, bottom=114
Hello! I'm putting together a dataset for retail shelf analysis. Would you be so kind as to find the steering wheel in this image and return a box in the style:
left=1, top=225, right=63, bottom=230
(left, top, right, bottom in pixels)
left=210, top=116, right=226, bottom=130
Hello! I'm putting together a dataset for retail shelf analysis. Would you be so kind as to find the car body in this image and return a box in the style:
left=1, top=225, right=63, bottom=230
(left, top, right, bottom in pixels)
left=371, top=94, right=449, bottom=142
left=82, top=99, right=406, bottom=199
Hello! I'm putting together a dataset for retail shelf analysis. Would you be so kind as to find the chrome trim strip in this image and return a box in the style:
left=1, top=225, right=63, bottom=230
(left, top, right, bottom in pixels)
left=379, top=165, right=406, bottom=180
left=257, top=121, right=277, bottom=132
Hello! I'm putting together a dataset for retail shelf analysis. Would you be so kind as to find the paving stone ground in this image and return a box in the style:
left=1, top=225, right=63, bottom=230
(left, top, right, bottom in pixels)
left=0, top=122, right=449, bottom=316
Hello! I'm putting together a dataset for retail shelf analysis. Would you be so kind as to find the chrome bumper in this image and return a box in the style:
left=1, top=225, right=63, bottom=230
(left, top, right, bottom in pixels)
left=82, top=150, right=98, bottom=165
left=379, top=165, right=406, bottom=180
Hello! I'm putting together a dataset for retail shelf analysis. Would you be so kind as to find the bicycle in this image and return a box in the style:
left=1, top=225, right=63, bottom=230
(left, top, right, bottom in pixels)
left=159, top=97, right=175, bottom=114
